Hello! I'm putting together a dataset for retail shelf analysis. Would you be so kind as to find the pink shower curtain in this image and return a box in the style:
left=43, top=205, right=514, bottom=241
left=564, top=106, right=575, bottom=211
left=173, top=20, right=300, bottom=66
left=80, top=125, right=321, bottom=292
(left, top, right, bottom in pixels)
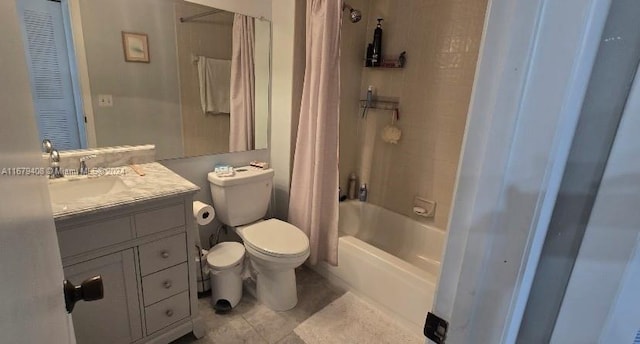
left=229, top=14, right=255, bottom=152
left=288, top=0, right=342, bottom=266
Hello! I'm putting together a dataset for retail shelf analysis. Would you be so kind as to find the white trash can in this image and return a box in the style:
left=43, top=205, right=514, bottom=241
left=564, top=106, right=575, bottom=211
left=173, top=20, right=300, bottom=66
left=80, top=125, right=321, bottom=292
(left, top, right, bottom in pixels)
left=206, top=242, right=245, bottom=311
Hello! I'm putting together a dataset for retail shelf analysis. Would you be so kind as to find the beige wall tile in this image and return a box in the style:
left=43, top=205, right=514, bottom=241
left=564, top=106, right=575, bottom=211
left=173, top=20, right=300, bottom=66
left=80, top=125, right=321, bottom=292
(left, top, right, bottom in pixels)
left=340, top=0, right=487, bottom=230
left=339, top=0, right=371, bottom=193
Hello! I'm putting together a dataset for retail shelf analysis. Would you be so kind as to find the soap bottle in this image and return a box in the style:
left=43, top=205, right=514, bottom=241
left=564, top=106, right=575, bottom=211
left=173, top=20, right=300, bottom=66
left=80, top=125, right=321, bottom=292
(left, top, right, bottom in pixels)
left=347, top=173, right=358, bottom=199
left=372, top=18, right=383, bottom=67
left=358, top=183, right=368, bottom=202
left=366, top=43, right=374, bottom=67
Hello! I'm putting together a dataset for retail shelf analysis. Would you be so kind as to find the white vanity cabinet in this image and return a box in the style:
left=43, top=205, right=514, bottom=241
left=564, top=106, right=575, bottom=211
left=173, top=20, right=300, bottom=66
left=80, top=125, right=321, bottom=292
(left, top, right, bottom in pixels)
left=55, top=196, right=204, bottom=344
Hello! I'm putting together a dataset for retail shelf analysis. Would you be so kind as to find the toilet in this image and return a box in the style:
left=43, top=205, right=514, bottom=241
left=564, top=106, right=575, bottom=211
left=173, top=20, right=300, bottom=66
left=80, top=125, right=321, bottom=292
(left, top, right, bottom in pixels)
left=208, top=166, right=310, bottom=311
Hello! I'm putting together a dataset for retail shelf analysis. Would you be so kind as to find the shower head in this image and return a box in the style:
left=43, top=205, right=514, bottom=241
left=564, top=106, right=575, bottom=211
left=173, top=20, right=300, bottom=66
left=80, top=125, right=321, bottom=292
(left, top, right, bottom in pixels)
left=349, top=8, right=362, bottom=23
left=343, top=3, right=362, bottom=23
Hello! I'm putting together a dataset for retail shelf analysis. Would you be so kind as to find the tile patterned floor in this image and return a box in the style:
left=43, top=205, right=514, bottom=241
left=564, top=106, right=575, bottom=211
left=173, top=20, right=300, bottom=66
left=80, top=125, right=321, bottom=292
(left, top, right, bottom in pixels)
left=172, top=266, right=346, bottom=344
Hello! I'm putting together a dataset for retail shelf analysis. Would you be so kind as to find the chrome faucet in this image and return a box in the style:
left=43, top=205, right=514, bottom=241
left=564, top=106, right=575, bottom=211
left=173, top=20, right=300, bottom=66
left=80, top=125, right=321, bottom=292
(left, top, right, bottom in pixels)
left=43, top=139, right=64, bottom=179
left=49, top=149, right=64, bottom=179
left=79, top=154, right=97, bottom=175
left=42, top=139, right=53, bottom=154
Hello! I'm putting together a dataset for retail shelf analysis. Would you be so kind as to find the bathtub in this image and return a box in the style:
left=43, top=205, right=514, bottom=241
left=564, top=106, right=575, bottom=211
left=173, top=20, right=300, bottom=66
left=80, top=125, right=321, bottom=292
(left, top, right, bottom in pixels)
left=314, top=201, right=445, bottom=334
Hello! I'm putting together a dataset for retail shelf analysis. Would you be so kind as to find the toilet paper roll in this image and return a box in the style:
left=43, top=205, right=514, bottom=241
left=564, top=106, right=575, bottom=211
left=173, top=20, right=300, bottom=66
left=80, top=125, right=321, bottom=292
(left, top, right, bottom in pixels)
left=193, top=201, right=215, bottom=226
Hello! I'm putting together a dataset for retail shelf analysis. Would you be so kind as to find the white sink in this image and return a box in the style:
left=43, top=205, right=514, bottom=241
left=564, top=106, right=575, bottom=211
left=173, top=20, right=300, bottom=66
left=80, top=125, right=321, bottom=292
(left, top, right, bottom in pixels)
left=49, top=176, right=129, bottom=204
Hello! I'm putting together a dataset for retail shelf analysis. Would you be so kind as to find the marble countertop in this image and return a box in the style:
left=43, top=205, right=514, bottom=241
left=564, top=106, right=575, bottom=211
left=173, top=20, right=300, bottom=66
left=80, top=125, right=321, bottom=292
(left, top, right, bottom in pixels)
left=50, top=162, right=199, bottom=221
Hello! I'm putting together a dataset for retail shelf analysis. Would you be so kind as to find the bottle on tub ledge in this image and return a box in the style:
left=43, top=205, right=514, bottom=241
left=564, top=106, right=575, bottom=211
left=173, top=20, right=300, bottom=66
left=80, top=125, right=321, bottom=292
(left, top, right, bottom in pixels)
left=347, top=172, right=358, bottom=199
left=358, top=183, right=368, bottom=202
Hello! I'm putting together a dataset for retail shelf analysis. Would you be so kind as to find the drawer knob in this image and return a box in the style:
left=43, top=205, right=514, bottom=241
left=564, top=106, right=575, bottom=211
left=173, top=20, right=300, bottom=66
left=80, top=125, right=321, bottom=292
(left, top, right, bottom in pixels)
left=163, top=280, right=172, bottom=289
left=160, top=250, right=170, bottom=259
left=166, top=309, right=174, bottom=317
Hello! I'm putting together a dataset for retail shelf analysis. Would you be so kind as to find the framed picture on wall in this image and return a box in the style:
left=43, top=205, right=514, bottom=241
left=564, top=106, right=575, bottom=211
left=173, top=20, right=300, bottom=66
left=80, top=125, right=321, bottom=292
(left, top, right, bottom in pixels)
left=122, top=32, right=150, bottom=63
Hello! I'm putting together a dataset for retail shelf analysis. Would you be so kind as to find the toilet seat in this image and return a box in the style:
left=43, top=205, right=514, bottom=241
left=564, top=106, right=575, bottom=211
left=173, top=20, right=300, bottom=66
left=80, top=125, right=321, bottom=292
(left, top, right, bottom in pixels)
left=242, top=219, right=309, bottom=258
left=206, top=242, right=245, bottom=271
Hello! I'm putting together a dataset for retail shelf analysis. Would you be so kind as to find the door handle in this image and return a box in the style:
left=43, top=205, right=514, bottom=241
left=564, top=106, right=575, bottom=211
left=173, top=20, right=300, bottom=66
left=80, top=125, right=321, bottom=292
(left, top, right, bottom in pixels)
left=63, top=275, right=104, bottom=313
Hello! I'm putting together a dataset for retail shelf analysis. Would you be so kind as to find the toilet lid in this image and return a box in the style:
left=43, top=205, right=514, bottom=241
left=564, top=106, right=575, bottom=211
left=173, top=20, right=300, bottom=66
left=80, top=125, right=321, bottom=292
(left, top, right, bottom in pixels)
left=206, top=242, right=245, bottom=270
left=242, top=219, right=309, bottom=257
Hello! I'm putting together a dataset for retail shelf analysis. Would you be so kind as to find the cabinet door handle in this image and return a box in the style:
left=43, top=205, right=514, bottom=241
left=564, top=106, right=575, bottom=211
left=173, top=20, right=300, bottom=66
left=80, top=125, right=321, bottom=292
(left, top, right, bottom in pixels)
left=63, top=275, right=104, bottom=313
left=163, top=280, right=172, bottom=289
left=165, top=309, right=174, bottom=317
left=160, top=250, right=170, bottom=259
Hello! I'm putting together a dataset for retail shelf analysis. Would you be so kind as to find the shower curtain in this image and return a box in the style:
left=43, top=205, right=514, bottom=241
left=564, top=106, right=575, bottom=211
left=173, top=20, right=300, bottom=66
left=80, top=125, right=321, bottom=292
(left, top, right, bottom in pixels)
left=229, top=14, right=255, bottom=152
left=288, top=0, right=342, bottom=266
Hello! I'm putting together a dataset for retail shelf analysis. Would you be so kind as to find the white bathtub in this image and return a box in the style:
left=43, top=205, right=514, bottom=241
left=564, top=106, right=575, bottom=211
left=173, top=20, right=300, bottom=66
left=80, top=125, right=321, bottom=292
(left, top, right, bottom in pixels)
left=314, top=201, right=445, bottom=334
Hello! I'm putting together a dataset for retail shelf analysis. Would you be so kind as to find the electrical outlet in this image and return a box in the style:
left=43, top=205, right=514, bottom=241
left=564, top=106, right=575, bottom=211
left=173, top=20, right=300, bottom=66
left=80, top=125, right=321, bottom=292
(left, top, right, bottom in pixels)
left=97, top=94, right=113, bottom=107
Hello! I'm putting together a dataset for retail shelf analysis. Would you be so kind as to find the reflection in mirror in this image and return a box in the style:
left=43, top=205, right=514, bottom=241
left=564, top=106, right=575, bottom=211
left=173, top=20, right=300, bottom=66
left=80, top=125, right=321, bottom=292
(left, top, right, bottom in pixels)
left=16, top=0, right=270, bottom=160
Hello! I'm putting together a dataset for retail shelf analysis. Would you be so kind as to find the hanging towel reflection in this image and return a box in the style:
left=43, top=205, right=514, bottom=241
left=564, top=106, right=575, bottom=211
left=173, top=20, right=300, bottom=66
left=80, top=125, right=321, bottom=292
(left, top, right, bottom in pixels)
left=197, top=56, right=231, bottom=114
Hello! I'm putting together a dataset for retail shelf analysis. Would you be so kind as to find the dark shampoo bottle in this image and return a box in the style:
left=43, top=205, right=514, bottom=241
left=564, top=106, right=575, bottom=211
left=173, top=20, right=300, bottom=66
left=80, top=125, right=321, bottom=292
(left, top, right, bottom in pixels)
left=366, top=44, right=374, bottom=67
left=372, top=18, right=383, bottom=66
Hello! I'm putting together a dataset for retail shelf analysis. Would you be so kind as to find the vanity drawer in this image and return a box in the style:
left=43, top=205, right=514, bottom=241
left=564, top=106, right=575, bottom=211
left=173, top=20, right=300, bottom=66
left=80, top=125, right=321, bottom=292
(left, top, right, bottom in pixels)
left=135, top=204, right=185, bottom=237
left=138, top=233, right=187, bottom=276
left=142, top=263, right=189, bottom=306
left=57, top=217, right=133, bottom=258
left=145, top=291, right=190, bottom=335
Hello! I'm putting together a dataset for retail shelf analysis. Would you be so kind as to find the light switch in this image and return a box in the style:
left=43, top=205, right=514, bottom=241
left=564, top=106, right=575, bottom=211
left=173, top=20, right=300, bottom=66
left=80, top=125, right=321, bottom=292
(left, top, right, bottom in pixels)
left=97, top=94, right=113, bottom=107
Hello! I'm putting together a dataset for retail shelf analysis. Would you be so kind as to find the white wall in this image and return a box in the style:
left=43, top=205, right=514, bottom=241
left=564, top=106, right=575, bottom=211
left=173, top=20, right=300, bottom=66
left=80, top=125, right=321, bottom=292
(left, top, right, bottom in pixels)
left=269, top=0, right=305, bottom=219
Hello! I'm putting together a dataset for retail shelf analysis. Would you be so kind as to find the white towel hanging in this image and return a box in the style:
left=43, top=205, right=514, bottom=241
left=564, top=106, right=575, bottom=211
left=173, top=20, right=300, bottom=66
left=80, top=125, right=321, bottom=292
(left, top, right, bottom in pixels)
left=197, top=56, right=231, bottom=114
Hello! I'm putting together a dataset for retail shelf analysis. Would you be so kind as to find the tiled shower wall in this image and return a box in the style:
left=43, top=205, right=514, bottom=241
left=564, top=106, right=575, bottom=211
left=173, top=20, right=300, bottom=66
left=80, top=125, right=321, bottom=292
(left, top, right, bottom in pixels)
left=339, top=0, right=371, bottom=198
left=339, top=0, right=487, bottom=230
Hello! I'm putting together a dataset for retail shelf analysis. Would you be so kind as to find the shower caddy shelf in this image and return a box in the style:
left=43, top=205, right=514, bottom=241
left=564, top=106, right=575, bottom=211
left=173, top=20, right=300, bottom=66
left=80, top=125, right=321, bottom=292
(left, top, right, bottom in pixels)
left=359, top=98, right=399, bottom=111
left=364, top=65, right=404, bottom=69
left=363, top=52, right=407, bottom=69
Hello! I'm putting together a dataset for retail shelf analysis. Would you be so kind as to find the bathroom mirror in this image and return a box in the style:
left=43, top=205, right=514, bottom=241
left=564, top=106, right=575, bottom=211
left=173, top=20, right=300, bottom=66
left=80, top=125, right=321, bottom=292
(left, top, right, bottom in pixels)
left=17, top=0, right=270, bottom=160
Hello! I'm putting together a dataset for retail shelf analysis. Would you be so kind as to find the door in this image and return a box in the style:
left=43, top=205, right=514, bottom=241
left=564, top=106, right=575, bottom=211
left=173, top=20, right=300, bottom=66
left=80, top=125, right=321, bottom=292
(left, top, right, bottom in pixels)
left=64, top=250, right=142, bottom=344
left=549, top=55, right=640, bottom=344
left=427, top=0, right=612, bottom=343
left=16, top=0, right=86, bottom=150
left=0, top=1, right=74, bottom=343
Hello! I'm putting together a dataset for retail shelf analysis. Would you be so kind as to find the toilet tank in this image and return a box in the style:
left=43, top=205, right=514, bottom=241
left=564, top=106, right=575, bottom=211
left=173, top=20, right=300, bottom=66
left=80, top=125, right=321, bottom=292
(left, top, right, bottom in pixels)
left=207, top=166, right=274, bottom=227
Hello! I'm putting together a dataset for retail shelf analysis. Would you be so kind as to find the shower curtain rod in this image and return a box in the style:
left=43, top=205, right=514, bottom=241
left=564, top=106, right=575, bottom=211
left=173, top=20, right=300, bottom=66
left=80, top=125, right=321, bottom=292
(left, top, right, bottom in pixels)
left=179, top=9, right=224, bottom=23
